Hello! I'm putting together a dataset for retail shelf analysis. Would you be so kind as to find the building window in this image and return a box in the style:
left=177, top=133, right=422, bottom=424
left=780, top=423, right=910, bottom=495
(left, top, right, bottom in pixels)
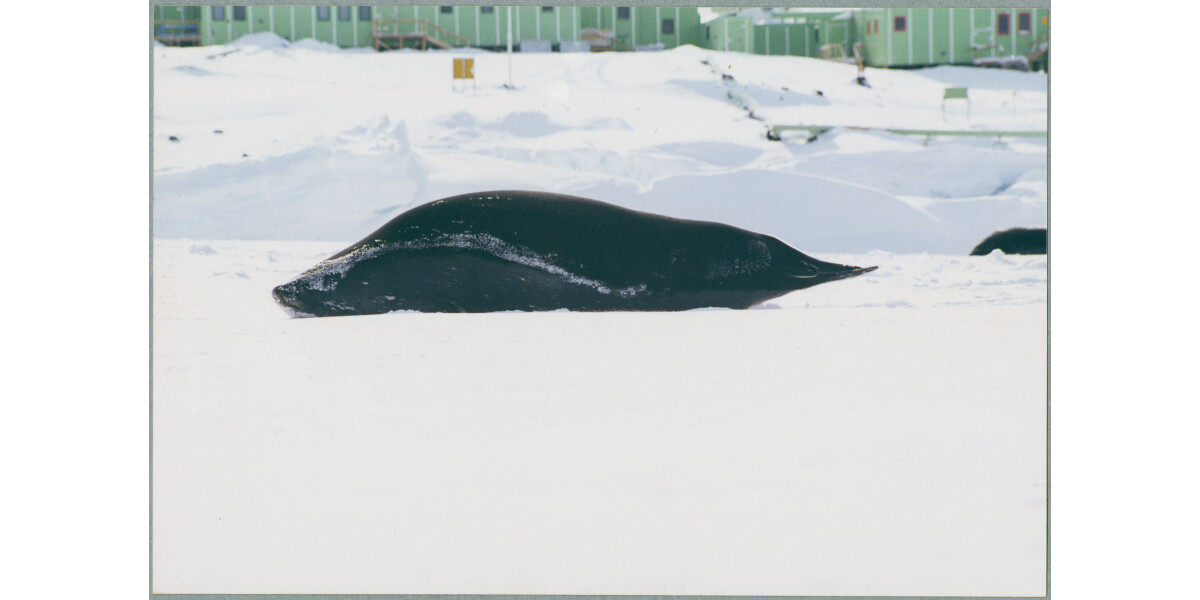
left=873, top=19, right=878, bottom=34
left=338, top=6, right=351, bottom=21
left=617, top=7, right=630, bottom=20
left=1018, top=12, right=1031, bottom=34
left=212, top=6, right=225, bottom=21
left=662, top=19, right=674, bottom=35
left=542, top=6, right=554, bottom=12
left=232, top=6, right=246, bottom=21
left=440, top=6, right=453, bottom=13
left=481, top=6, right=494, bottom=13
left=893, top=15, right=906, bottom=32
left=997, top=12, right=1011, bottom=35
left=814, top=28, right=820, bottom=42
left=359, top=6, right=371, bottom=21
left=317, top=6, right=330, bottom=21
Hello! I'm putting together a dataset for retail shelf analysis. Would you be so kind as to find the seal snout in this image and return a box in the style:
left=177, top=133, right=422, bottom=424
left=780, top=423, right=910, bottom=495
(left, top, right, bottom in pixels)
left=272, top=283, right=309, bottom=317
left=271, top=283, right=291, bottom=306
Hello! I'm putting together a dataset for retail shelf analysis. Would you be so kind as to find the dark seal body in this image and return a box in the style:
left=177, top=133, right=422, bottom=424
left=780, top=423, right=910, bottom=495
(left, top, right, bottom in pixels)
left=970, top=227, right=1047, bottom=256
left=272, top=191, right=876, bottom=316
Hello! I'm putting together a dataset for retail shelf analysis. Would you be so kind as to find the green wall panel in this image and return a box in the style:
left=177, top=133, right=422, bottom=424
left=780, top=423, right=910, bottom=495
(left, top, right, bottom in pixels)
left=356, top=6, right=374, bottom=47
left=294, top=6, right=313, bottom=42
left=911, top=8, right=930, bottom=65
left=478, top=8, right=504, bottom=47
left=632, top=7, right=655, bottom=47
left=271, top=6, right=291, bottom=41
left=249, top=6, right=270, bottom=34
left=229, top=6, right=250, bottom=40
left=950, top=8, right=971, bottom=64
left=930, top=8, right=950, bottom=64
left=333, top=6, right=353, bottom=47
left=312, top=6, right=332, bottom=45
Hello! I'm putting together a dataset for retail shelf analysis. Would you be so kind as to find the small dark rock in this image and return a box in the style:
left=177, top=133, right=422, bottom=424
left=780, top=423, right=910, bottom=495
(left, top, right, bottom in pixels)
left=168, top=135, right=179, bottom=142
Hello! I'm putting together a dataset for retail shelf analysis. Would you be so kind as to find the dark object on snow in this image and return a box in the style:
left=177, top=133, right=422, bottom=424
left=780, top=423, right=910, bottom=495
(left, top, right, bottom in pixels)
left=242, top=153, right=249, bottom=157
left=815, top=90, right=824, bottom=96
left=855, top=75, right=871, bottom=88
left=213, top=129, right=224, bottom=134
left=722, top=73, right=735, bottom=82
left=272, top=191, right=877, bottom=316
left=970, top=227, right=1047, bottom=256
left=766, top=128, right=782, bottom=141
left=168, top=135, right=179, bottom=142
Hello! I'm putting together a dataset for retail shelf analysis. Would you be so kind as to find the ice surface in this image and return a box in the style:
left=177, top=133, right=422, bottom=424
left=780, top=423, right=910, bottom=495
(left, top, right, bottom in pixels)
left=152, top=239, right=1046, bottom=595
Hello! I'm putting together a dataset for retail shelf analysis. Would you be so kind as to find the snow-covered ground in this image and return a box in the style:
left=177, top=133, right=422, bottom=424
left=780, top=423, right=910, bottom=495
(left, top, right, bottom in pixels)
left=152, top=34, right=1047, bottom=596
left=153, top=33, right=1046, bottom=253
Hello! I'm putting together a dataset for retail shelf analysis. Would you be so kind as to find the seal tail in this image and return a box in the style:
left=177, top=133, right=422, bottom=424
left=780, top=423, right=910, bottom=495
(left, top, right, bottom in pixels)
left=813, top=264, right=878, bottom=281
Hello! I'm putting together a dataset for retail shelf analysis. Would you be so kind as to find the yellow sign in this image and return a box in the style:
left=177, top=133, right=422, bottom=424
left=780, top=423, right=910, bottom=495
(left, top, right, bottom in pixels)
left=453, top=58, right=474, bottom=80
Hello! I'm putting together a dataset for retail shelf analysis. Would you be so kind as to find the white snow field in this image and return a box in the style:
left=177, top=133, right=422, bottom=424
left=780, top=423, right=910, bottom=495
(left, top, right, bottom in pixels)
left=152, top=34, right=1047, bottom=596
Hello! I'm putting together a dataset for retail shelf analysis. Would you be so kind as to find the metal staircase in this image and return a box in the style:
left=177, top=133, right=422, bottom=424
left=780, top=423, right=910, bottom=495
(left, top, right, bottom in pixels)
left=372, top=18, right=470, bottom=51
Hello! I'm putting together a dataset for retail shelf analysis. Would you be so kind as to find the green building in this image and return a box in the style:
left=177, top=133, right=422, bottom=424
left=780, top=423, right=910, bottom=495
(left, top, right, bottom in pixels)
left=790, top=9, right=855, bottom=57
left=704, top=8, right=855, bottom=58
left=577, top=6, right=705, bottom=51
left=704, top=6, right=1048, bottom=70
left=154, top=6, right=1048, bottom=70
left=165, top=5, right=703, bottom=51
left=706, top=14, right=753, bottom=54
left=855, top=7, right=1049, bottom=69
left=196, top=5, right=376, bottom=48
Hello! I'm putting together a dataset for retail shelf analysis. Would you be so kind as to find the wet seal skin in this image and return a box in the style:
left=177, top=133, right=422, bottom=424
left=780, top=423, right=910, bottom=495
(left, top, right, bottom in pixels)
left=970, top=227, right=1047, bottom=256
left=273, top=191, right=877, bottom=316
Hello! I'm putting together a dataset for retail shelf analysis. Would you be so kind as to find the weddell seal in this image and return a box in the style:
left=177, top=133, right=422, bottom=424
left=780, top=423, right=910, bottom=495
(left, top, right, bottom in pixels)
left=970, top=227, right=1047, bottom=256
left=272, top=191, right=877, bottom=316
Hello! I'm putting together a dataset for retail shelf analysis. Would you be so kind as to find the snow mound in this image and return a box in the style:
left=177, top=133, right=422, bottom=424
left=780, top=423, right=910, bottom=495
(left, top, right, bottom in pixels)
left=911, top=65, right=1048, bottom=92
left=291, top=38, right=348, bottom=53
left=229, top=31, right=290, bottom=51
left=170, top=65, right=216, bottom=77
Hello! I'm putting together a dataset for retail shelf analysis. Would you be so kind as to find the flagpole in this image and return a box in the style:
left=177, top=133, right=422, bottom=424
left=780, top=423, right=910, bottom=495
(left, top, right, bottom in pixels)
left=506, top=6, right=513, bottom=88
